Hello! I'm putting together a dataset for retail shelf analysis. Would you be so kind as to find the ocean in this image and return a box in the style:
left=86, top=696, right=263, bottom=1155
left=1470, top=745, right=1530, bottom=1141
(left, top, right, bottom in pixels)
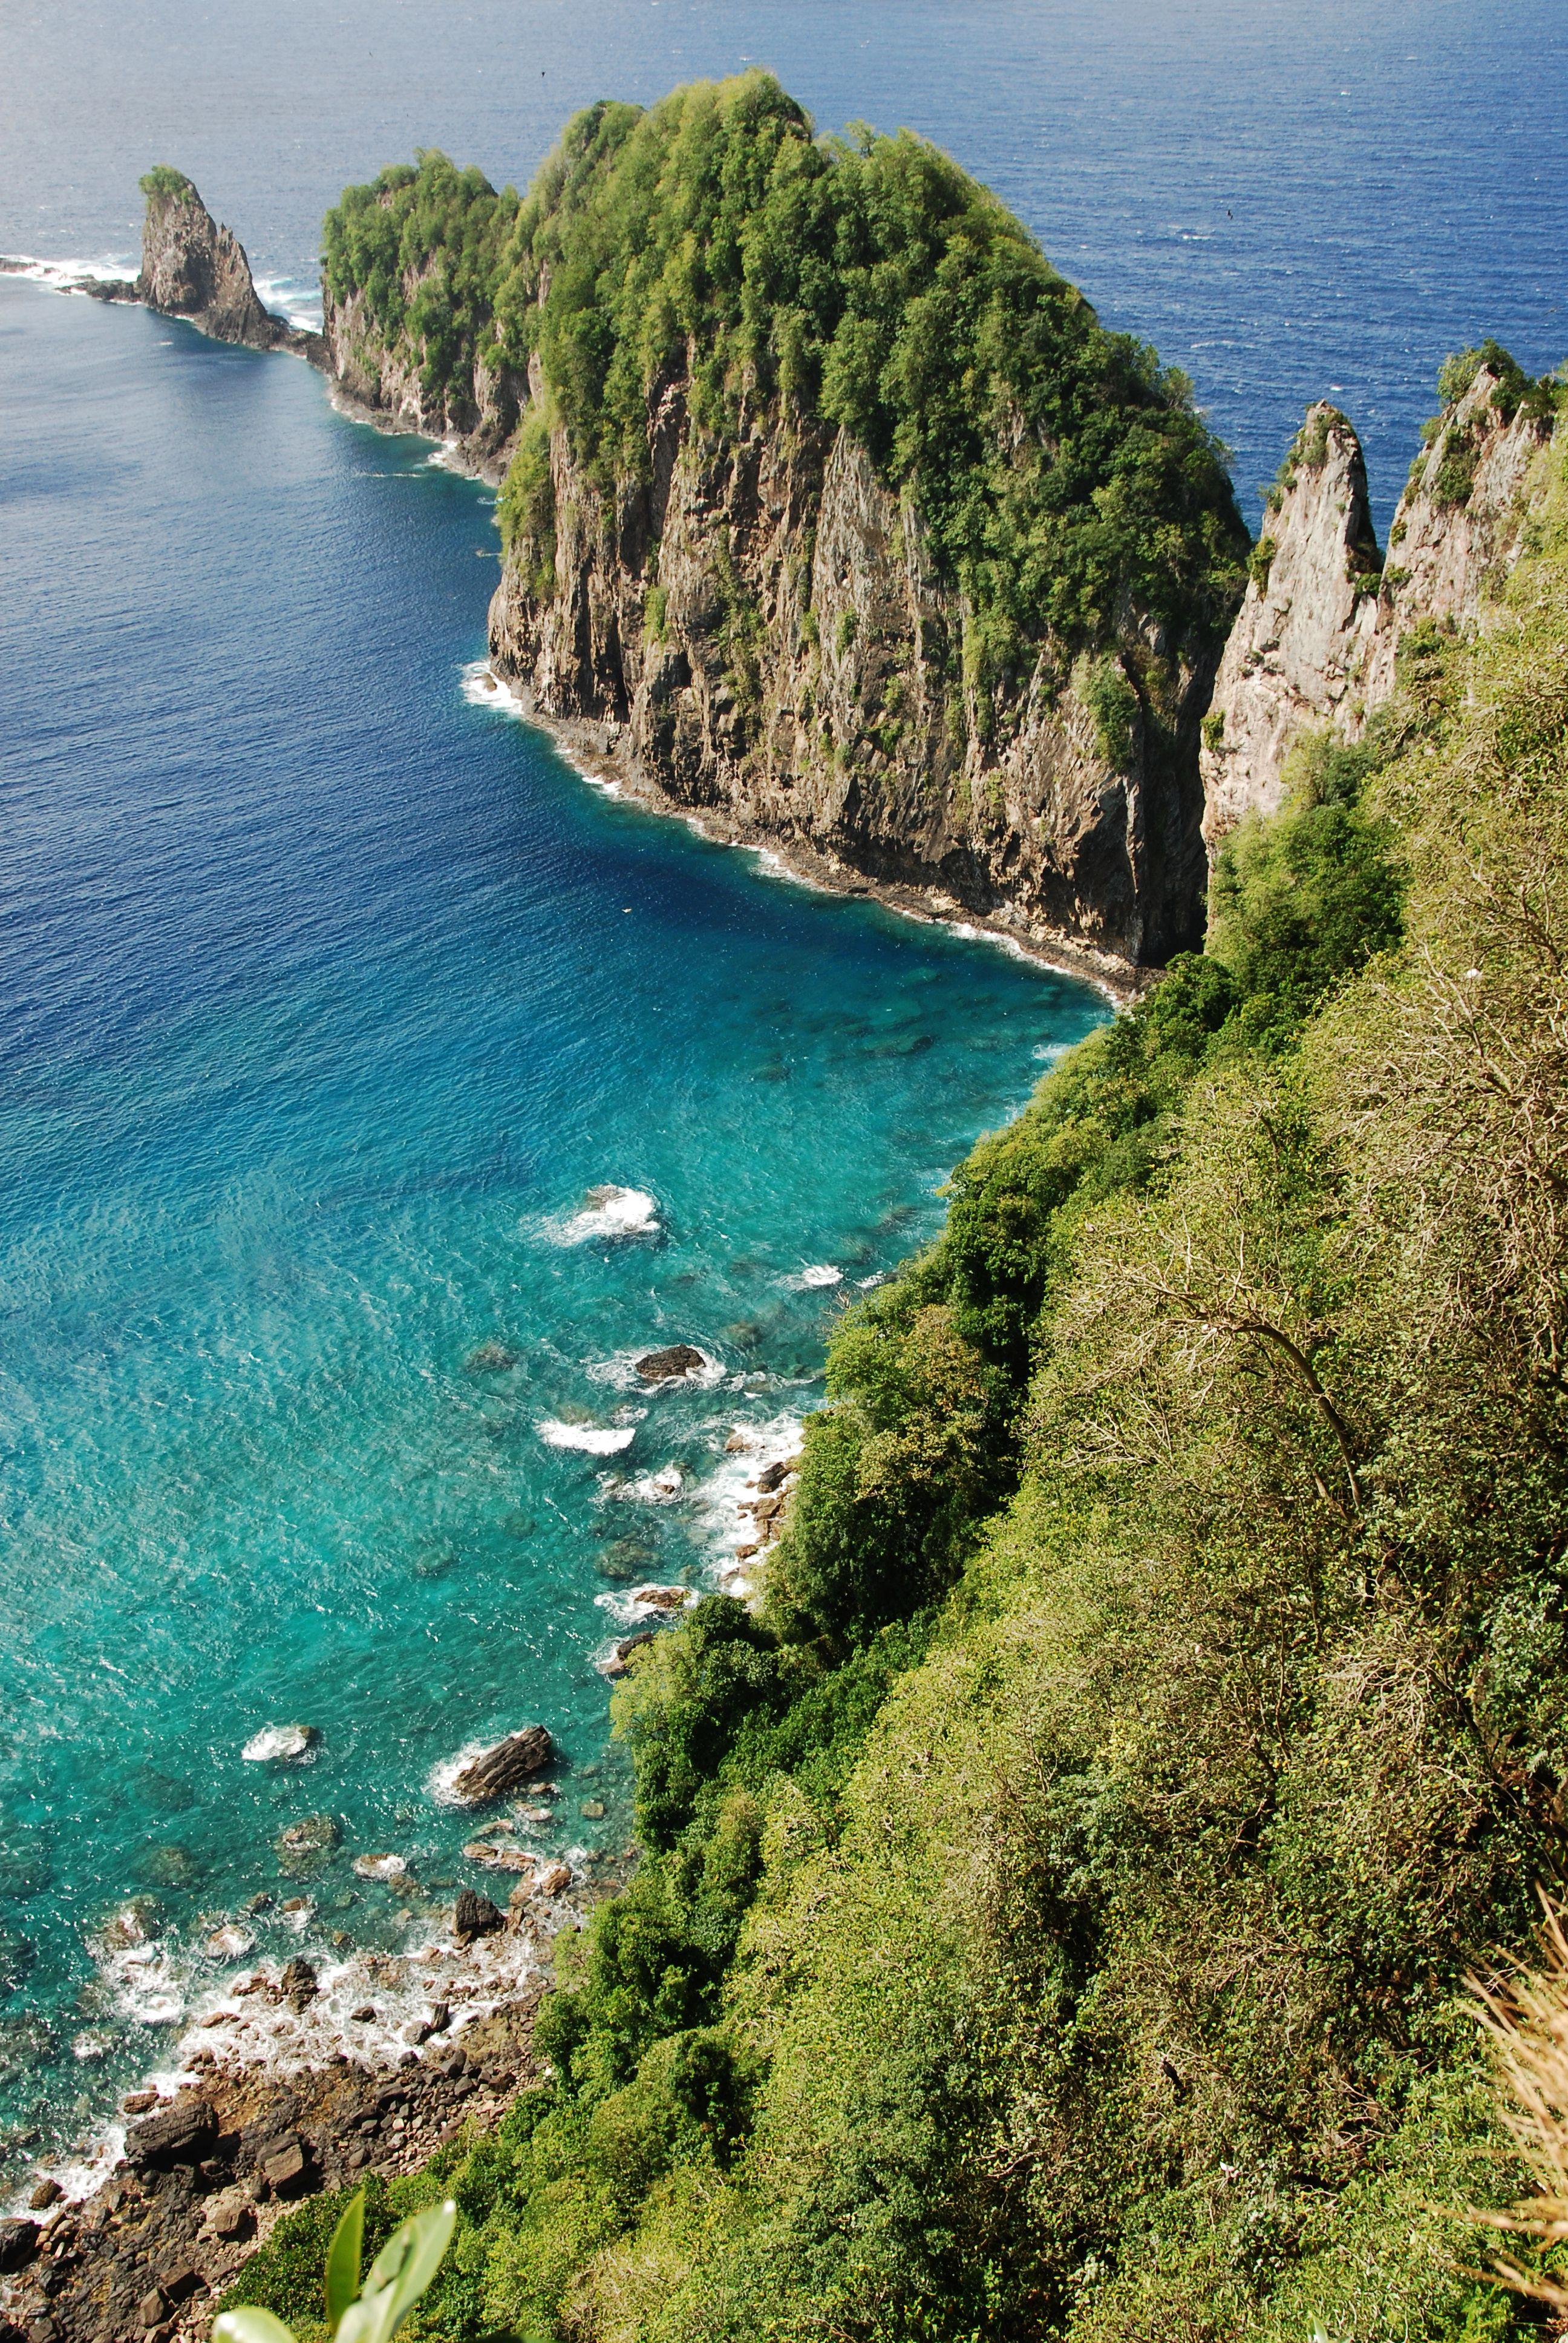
left=1, top=0, right=1565, bottom=2191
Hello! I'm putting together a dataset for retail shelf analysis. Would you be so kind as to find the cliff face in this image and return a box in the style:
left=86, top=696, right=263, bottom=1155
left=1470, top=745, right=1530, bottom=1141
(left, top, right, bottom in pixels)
left=487, top=383, right=1215, bottom=971
left=321, top=284, right=522, bottom=477
left=1365, top=359, right=1555, bottom=700
left=1198, top=405, right=1382, bottom=848
left=138, top=179, right=291, bottom=350
left=1203, top=360, right=1558, bottom=845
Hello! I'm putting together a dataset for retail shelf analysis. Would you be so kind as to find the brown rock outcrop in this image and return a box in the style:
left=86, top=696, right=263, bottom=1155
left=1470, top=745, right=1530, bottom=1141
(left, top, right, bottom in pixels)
left=451, top=1726, right=554, bottom=1803
left=485, top=382, right=1216, bottom=972
left=1365, top=358, right=1557, bottom=700
left=321, top=284, right=523, bottom=478
left=1198, top=405, right=1382, bottom=848
left=136, top=174, right=311, bottom=354
left=1201, top=362, right=1559, bottom=850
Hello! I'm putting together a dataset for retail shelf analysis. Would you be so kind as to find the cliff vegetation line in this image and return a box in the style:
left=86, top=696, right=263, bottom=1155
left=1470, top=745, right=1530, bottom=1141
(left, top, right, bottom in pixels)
left=319, top=77, right=1252, bottom=970
left=222, top=411, right=1568, bottom=2341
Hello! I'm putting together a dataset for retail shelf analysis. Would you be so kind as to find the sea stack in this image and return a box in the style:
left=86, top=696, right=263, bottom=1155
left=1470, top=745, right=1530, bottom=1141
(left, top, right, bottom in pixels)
left=136, top=166, right=320, bottom=357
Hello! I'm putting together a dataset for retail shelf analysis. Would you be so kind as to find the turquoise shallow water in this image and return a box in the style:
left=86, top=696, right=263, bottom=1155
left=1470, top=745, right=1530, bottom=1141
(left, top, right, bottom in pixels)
left=0, top=284, right=1105, bottom=2174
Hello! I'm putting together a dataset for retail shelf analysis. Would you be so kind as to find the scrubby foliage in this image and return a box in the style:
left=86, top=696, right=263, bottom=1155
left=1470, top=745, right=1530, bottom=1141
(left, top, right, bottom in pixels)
left=237, top=416, right=1568, bottom=2340
left=322, top=151, right=519, bottom=411
left=139, top=164, right=195, bottom=200
left=322, top=76, right=1247, bottom=702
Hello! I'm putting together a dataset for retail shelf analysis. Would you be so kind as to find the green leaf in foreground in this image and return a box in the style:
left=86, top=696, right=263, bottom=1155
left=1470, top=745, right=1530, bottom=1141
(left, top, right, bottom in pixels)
left=323, top=2188, right=365, bottom=2327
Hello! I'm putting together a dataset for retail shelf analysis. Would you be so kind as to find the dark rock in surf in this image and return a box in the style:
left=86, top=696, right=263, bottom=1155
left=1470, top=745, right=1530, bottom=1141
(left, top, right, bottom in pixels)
left=453, top=1887, right=506, bottom=1946
left=451, top=1727, right=553, bottom=1804
left=634, top=1344, right=707, bottom=1383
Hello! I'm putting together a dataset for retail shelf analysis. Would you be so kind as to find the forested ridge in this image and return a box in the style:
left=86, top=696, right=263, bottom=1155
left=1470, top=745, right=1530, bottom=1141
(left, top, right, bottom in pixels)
left=221, top=395, right=1568, bottom=2339
left=322, top=74, right=1247, bottom=711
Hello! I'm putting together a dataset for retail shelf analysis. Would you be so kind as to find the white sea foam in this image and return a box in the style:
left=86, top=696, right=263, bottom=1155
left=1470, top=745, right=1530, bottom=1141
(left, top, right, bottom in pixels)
left=792, top=1263, right=843, bottom=1289
left=241, top=1722, right=318, bottom=1763
left=593, top=1582, right=697, bottom=1627
left=250, top=272, right=323, bottom=332
left=351, top=1853, right=411, bottom=1883
left=460, top=657, right=531, bottom=719
left=748, top=845, right=831, bottom=892
left=691, top=1413, right=806, bottom=1597
left=603, top=1462, right=685, bottom=1504
left=546, top=1185, right=661, bottom=1246
left=1, top=252, right=137, bottom=295
left=537, top=1418, right=638, bottom=1455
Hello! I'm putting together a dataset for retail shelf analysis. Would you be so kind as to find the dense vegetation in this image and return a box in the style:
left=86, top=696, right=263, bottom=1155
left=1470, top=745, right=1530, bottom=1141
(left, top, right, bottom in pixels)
left=139, top=163, right=195, bottom=200
left=227, top=405, right=1568, bottom=2339
left=321, top=76, right=1248, bottom=702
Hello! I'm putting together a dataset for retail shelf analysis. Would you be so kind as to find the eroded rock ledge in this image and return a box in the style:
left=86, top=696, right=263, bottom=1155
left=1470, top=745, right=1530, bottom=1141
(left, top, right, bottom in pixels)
left=1201, top=359, right=1559, bottom=845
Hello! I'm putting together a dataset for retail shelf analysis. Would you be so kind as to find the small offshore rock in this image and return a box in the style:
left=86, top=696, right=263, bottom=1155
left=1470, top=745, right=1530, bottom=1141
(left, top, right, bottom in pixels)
left=634, top=1343, right=707, bottom=1383
left=351, top=1853, right=410, bottom=1884
left=580, top=1799, right=606, bottom=1821
left=629, top=1583, right=691, bottom=1613
left=275, top=1814, right=340, bottom=1864
left=27, top=2179, right=61, bottom=2212
left=725, top=1428, right=753, bottom=1452
left=241, top=1723, right=318, bottom=1765
left=465, top=1339, right=520, bottom=1373
left=463, top=1838, right=534, bottom=1872
left=535, top=1861, right=572, bottom=1898
left=452, top=1887, right=506, bottom=1946
left=122, top=2089, right=160, bottom=2115
left=451, top=1726, right=552, bottom=1804
left=754, top=1456, right=799, bottom=1493
left=205, top=1923, right=255, bottom=1959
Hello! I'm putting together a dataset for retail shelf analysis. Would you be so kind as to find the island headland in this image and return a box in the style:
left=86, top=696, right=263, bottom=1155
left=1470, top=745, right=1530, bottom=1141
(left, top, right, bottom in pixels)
left=5, top=72, right=1568, bottom=2343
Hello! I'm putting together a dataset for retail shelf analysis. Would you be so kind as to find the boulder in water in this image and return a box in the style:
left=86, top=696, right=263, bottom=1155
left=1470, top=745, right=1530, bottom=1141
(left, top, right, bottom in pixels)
left=465, top=1339, right=520, bottom=1373
left=451, top=1726, right=553, bottom=1804
left=351, top=1853, right=411, bottom=1884
left=275, top=1814, right=341, bottom=1867
left=453, top=1887, right=506, bottom=1945
left=635, top=1343, right=707, bottom=1383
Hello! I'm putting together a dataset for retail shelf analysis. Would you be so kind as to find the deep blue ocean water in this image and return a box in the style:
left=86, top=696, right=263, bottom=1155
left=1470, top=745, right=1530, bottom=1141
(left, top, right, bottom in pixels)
left=1, top=0, right=1565, bottom=2186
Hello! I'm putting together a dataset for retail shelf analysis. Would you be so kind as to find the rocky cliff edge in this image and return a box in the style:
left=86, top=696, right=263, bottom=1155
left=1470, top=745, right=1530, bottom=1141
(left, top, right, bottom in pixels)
left=137, top=170, right=321, bottom=360
left=483, top=365, right=1217, bottom=980
left=1201, top=356, right=1559, bottom=849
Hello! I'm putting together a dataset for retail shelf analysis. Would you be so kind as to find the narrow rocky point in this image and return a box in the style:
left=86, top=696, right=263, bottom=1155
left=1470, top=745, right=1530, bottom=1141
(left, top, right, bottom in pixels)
left=1201, top=355, right=1559, bottom=844
left=135, top=169, right=322, bottom=361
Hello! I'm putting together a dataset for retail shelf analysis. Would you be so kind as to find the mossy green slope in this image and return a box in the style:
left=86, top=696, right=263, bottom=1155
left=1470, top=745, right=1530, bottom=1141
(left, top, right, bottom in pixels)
left=229, top=407, right=1568, bottom=2339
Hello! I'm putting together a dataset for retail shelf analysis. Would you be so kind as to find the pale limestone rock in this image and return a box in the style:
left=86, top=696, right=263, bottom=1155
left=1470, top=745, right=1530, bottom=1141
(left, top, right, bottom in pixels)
left=1365, top=363, right=1555, bottom=701
left=1199, top=405, right=1381, bottom=850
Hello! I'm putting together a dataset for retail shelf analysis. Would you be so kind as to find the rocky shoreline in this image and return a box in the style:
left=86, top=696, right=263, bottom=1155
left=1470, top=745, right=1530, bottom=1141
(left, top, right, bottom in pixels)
left=469, top=671, right=1138, bottom=1005
left=0, top=1874, right=606, bottom=2343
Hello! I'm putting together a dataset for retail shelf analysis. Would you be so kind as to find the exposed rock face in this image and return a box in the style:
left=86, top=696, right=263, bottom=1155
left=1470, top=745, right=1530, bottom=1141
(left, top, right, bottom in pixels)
left=484, top=388, right=1216, bottom=971
left=1202, top=367, right=1557, bottom=847
left=1365, top=360, right=1555, bottom=700
left=1199, top=405, right=1383, bottom=848
left=321, top=285, right=523, bottom=477
left=452, top=1726, right=554, bottom=1803
left=137, top=177, right=303, bottom=352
